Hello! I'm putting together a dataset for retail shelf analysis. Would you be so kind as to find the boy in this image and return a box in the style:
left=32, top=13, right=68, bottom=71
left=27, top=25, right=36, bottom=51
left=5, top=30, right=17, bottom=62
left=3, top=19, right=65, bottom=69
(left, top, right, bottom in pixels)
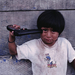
left=8, top=10, right=75, bottom=75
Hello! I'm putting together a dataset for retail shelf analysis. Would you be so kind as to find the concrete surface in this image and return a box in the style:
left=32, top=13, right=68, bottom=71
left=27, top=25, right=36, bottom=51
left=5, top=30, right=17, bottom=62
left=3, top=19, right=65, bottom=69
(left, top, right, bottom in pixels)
left=0, top=56, right=32, bottom=75
left=0, top=0, right=75, bottom=75
left=0, top=0, right=75, bottom=10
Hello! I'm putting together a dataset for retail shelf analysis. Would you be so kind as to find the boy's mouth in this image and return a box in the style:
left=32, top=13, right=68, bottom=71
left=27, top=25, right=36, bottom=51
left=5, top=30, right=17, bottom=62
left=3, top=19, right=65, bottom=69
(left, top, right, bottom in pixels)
left=45, top=38, right=53, bottom=43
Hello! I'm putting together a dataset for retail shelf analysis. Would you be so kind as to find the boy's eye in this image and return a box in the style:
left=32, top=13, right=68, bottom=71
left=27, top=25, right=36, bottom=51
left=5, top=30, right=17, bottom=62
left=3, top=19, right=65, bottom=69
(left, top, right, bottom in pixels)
left=52, top=30, right=55, bottom=32
left=42, top=29, right=48, bottom=32
left=43, top=29, right=47, bottom=31
left=51, top=30, right=57, bottom=34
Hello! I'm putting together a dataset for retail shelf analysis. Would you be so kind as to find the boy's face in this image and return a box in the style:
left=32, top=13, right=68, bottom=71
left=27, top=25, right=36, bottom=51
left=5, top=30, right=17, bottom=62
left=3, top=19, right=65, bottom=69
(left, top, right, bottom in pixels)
left=41, top=27, right=59, bottom=46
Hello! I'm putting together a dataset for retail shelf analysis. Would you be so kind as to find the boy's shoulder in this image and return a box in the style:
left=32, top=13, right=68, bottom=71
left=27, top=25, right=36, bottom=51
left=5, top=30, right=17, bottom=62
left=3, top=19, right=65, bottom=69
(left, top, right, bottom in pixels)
left=58, top=37, right=71, bottom=44
left=58, top=37, right=67, bottom=41
left=25, top=38, right=40, bottom=45
left=58, top=37, right=70, bottom=44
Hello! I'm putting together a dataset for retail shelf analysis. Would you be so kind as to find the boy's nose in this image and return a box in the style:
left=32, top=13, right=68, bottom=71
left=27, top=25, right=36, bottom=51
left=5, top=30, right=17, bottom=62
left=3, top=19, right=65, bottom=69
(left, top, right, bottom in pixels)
left=47, top=31, right=52, bottom=38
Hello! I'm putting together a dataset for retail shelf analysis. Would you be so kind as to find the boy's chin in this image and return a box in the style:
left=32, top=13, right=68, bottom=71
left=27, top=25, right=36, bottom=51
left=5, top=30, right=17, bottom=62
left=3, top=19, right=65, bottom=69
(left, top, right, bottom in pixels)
left=44, top=41, right=55, bottom=46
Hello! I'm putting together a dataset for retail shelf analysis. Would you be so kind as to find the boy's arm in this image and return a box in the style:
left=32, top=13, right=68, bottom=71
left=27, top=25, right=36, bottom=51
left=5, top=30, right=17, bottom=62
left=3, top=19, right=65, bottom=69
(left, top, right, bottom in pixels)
left=71, top=59, right=75, bottom=70
left=8, top=25, right=20, bottom=55
left=8, top=32, right=17, bottom=55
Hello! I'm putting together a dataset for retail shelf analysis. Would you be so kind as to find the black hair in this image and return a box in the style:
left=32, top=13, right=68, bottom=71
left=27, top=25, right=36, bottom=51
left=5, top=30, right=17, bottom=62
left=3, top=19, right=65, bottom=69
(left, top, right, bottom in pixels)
left=37, top=10, right=65, bottom=35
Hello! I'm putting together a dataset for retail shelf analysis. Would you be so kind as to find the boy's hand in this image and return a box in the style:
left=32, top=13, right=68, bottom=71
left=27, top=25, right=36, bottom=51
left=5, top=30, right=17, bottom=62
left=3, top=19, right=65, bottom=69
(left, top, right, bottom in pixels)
left=9, top=24, right=20, bottom=43
left=9, top=24, right=20, bottom=37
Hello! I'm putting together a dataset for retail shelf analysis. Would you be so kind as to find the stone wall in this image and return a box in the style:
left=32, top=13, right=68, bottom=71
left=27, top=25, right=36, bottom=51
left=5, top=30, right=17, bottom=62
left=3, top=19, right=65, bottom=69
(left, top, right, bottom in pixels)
left=0, top=0, right=75, bottom=75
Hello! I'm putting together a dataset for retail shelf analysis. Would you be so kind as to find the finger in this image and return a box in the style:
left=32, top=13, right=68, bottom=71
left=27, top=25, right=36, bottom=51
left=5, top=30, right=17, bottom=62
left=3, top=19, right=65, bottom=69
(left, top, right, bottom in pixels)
left=9, top=31, right=14, bottom=36
left=23, top=28, right=25, bottom=30
left=22, top=28, right=27, bottom=30
left=13, top=24, right=16, bottom=27
left=13, top=24, right=20, bottom=29
left=10, top=31, right=14, bottom=35
left=11, top=31, right=14, bottom=34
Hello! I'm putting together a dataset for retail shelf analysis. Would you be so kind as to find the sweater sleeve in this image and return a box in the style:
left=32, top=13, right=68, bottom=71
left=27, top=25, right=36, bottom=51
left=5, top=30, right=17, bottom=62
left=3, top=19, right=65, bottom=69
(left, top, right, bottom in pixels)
left=16, top=43, right=30, bottom=60
left=67, top=40, right=75, bottom=63
left=16, top=39, right=37, bottom=60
